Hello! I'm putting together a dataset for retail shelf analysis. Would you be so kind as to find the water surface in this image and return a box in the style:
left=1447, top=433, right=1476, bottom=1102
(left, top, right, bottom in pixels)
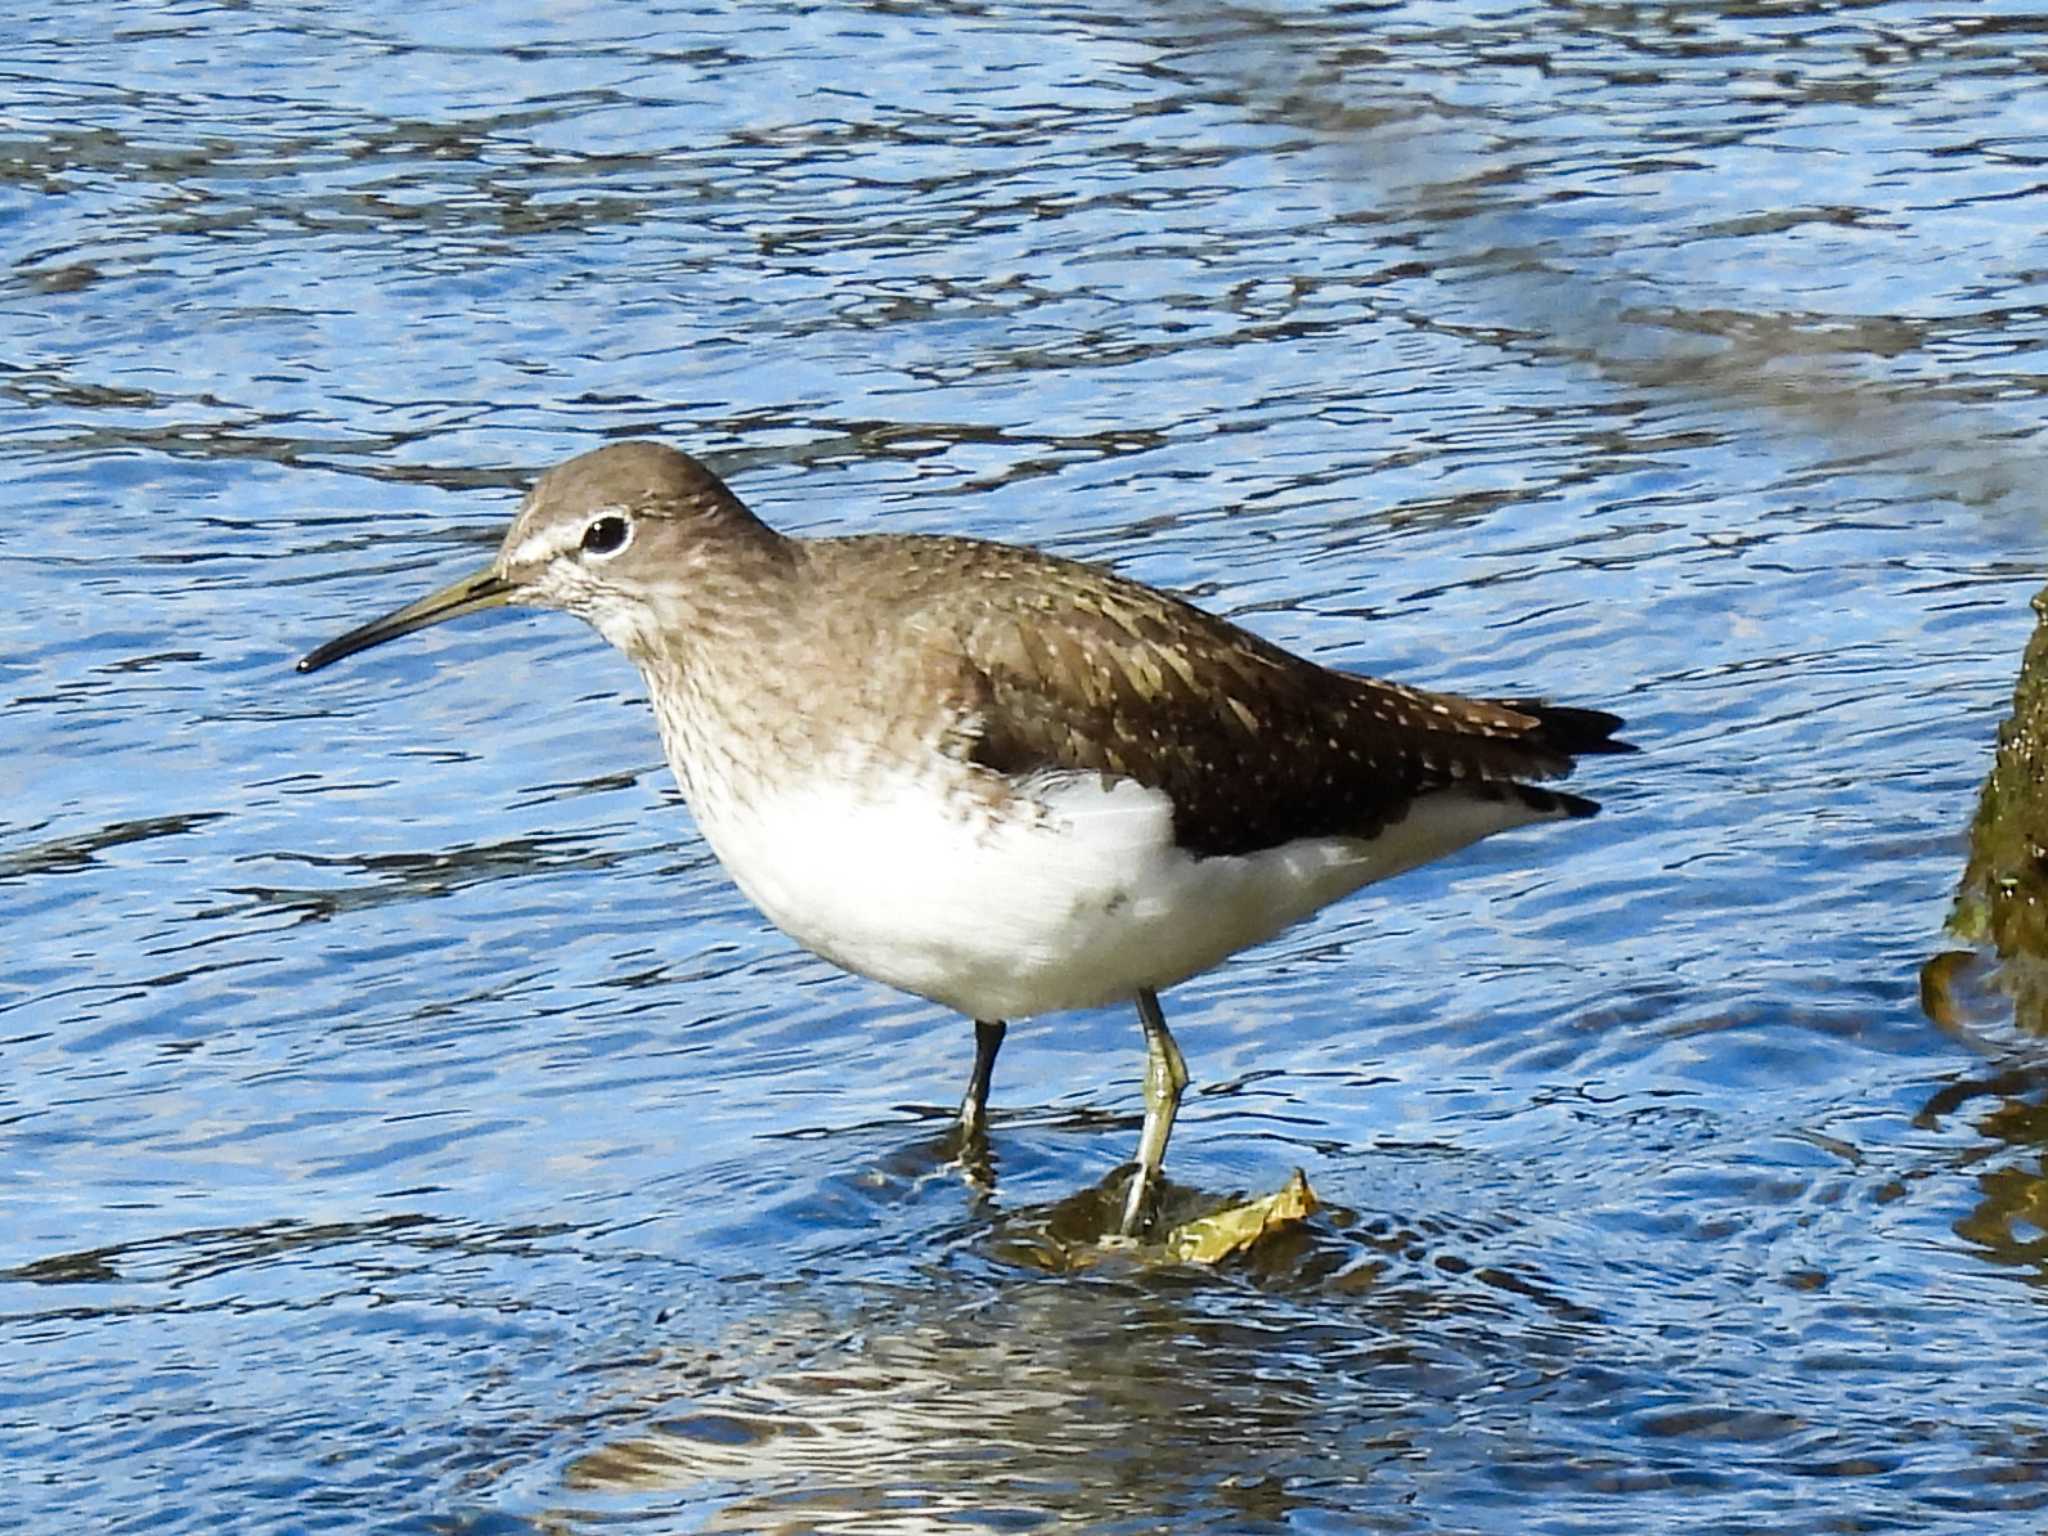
left=6, top=2, right=2048, bottom=1531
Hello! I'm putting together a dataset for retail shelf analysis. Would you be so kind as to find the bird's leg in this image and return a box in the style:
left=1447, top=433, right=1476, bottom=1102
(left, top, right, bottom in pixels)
left=1119, top=987, right=1189, bottom=1237
left=957, top=1018, right=1006, bottom=1138
left=946, top=1018, right=1007, bottom=1193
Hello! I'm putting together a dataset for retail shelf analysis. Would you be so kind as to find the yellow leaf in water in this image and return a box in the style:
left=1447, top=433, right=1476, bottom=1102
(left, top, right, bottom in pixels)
left=1163, top=1168, right=1319, bottom=1264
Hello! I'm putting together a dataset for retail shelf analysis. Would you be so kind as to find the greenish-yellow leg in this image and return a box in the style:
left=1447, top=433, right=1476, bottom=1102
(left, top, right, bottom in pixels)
left=1118, top=987, right=1189, bottom=1237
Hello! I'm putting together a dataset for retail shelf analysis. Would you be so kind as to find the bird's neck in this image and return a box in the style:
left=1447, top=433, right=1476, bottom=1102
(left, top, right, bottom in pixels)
left=630, top=540, right=818, bottom=813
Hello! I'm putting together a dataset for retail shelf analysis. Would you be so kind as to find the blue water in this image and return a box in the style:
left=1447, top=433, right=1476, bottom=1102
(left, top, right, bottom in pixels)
left=7, top=1, right=2048, bottom=1530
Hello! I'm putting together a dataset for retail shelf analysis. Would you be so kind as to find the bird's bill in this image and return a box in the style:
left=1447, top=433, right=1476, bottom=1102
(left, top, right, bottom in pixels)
left=296, top=565, right=516, bottom=674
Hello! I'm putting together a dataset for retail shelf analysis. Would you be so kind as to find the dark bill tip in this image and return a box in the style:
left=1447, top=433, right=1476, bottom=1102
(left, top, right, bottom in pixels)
left=297, top=567, right=516, bottom=674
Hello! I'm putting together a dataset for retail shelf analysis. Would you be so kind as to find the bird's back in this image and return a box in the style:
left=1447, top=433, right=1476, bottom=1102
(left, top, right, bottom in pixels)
left=794, top=531, right=1631, bottom=860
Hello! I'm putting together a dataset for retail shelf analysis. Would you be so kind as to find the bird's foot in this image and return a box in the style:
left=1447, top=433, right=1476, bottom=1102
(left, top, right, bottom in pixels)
left=938, top=1108, right=999, bottom=1195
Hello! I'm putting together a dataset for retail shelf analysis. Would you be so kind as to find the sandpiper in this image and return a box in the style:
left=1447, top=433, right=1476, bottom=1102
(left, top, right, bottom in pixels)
left=300, top=441, right=1632, bottom=1236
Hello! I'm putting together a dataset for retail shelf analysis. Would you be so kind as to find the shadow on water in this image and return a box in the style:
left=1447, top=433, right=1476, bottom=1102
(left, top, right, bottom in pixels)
left=561, top=1191, right=1599, bottom=1533
left=0, top=811, right=227, bottom=881
left=6, top=1210, right=577, bottom=1292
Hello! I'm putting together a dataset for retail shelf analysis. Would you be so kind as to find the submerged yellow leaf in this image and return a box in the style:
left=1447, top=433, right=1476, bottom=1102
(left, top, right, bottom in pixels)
left=1163, top=1168, right=1319, bottom=1264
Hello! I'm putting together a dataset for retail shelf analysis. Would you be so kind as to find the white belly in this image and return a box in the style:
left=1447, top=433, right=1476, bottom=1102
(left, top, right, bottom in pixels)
left=683, top=762, right=1553, bottom=1022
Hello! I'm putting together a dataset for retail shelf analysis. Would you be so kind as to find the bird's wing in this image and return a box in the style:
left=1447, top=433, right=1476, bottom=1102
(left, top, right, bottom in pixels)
left=917, top=544, right=1620, bottom=859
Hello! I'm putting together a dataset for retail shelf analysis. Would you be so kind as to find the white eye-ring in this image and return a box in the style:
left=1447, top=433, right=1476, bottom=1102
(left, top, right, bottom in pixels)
left=580, top=511, right=632, bottom=558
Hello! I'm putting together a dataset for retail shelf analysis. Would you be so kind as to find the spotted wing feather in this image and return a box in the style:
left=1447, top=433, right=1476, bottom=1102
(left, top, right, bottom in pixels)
left=908, top=543, right=1630, bottom=859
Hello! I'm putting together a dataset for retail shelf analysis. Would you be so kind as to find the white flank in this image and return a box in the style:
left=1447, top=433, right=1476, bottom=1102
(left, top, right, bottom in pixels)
left=683, top=761, right=1560, bottom=1022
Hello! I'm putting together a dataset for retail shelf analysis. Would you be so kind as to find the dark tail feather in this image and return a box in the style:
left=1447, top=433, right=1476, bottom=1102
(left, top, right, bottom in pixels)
left=1489, top=781, right=1604, bottom=820
left=1493, top=700, right=1638, bottom=758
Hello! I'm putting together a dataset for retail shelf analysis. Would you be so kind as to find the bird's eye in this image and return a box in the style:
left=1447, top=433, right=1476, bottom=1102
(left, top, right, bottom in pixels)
left=581, top=515, right=630, bottom=556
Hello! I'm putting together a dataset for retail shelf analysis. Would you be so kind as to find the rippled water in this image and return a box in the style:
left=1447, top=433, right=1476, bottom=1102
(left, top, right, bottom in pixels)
left=8, top=1, right=2048, bottom=1530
